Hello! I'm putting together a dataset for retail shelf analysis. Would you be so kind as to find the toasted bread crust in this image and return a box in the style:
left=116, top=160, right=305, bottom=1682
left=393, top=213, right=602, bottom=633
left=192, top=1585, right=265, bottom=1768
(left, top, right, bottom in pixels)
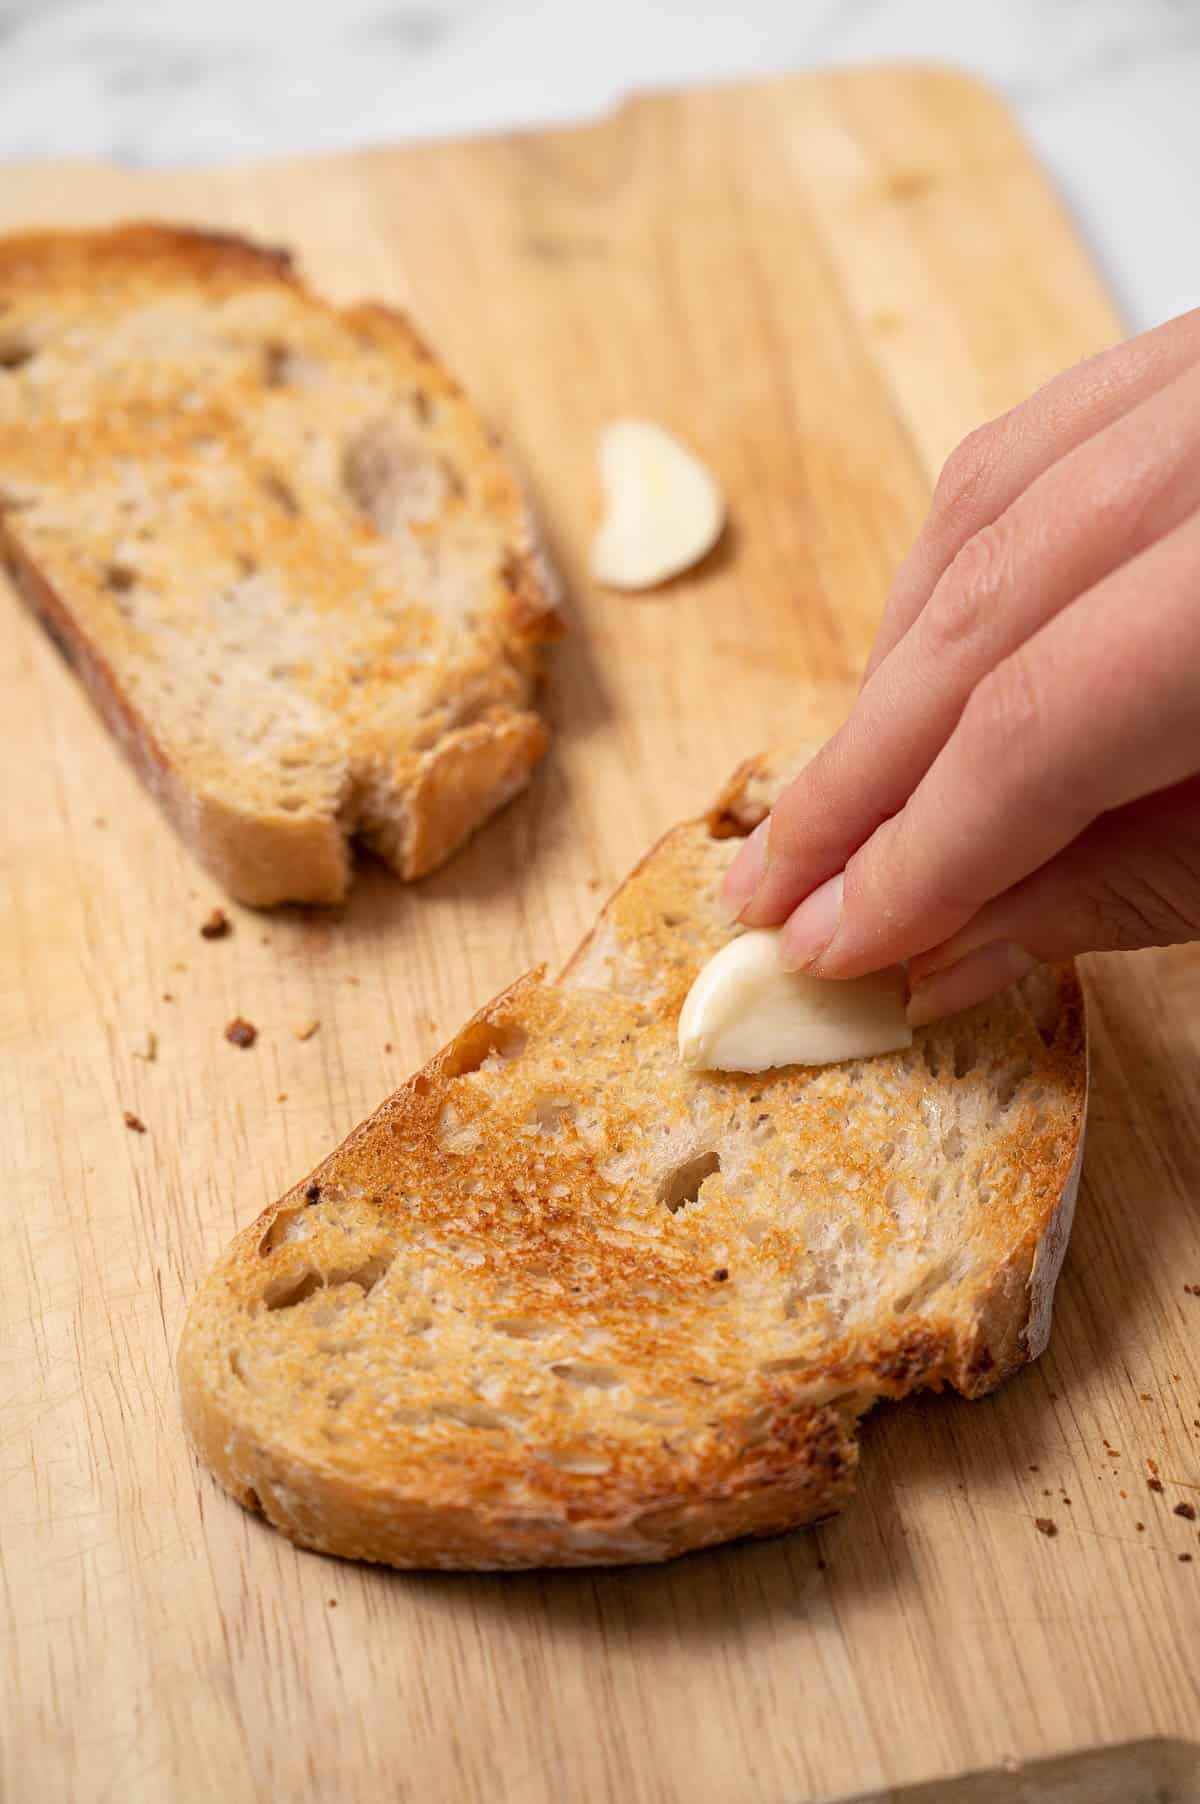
left=0, top=223, right=562, bottom=904
left=179, top=755, right=1087, bottom=1568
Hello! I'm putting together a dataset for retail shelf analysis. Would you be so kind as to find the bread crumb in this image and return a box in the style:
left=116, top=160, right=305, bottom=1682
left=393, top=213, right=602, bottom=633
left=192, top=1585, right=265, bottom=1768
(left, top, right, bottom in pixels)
left=293, top=1019, right=320, bottom=1041
left=201, top=908, right=232, bottom=940
left=123, top=1110, right=146, bottom=1134
left=1148, top=1477, right=1165, bottom=1494
left=1035, top=1518, right=1057, bottom=1537
left=327, top=1598, right=337, bottom=1608
left=1136, top=1522, right=1146, bottom=1532
left=384, top=1041, right=394, bottom=1054
left=94, top=816, right=107, bottom=828
left=225, top=1017, right=257, bottom=1048
left=131, top=1030, right=158, bottom=1062
left=1180, top=1553, right=1194, bottom=1563
left=1174, top=1502, right=1197, bottom=1521
left=712, top=1268, right=729, bottom=1283
left=162, top=992, right=175, bottom=1003
left=277, top=1092, right=288, bottom=1103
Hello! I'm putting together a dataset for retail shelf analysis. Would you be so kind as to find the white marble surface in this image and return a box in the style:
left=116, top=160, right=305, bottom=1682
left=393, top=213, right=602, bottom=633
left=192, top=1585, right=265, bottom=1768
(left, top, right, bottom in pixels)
left=0, top=0, right=1196, bottom=330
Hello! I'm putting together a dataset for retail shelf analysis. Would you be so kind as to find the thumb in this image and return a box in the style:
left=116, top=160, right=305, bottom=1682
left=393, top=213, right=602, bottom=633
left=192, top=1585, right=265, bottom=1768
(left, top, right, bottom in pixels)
left=907, top=776, right=1200, bottom=1025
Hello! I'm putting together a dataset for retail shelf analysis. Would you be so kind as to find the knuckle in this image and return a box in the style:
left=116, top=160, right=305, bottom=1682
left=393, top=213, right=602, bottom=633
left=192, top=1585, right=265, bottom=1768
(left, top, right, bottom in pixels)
left=924, top=521, right=1010, bottom=658
left=960, top=652, right=1045, bottom=786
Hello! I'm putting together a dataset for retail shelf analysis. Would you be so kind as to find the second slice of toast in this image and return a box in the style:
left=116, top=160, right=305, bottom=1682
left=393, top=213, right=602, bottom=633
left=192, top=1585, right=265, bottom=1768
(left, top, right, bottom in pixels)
left=0, top=224, right=561, bottom=904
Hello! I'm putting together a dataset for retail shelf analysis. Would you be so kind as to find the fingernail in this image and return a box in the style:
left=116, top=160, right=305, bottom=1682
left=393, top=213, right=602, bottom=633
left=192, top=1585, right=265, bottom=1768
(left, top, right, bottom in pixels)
left=907, top=941, right=1038, bottom=1027
left=720, top=818, right=769, bottom=920
left=779, top=873, right=844, bottom=971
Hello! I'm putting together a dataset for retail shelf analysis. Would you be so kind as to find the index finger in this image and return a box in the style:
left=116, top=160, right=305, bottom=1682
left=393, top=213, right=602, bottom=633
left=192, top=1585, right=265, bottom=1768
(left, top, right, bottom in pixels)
left=784, top=511, right=1200, bottom=978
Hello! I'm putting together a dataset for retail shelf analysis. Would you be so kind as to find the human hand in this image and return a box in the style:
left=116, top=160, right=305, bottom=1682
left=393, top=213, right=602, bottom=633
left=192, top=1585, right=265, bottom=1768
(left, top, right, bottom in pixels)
left=721, top=307, right=1200, bottom=1025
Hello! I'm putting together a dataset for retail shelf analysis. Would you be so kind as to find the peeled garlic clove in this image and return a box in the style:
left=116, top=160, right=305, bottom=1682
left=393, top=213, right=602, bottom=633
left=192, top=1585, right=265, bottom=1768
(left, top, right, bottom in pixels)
left=590, top=417, right=724, bottom=590
left=678, top=928, right=912, bottom=1073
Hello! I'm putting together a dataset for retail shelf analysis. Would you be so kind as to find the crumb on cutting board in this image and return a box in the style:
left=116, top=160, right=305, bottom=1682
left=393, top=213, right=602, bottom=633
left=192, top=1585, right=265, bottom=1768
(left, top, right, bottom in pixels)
left=225, top=1017, right=257, bottom=1048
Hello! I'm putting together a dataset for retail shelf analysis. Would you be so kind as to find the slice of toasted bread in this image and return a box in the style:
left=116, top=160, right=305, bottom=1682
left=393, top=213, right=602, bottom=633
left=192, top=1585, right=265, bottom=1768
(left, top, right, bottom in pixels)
left=0, top=224, right=561, bottom=904
left=179, top=752, right=1087, bottom=1568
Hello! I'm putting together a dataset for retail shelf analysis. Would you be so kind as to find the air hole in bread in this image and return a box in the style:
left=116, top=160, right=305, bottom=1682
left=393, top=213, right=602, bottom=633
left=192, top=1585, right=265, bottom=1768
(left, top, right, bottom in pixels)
left=953, top=1039, right=977, bottom=1079
left=101, top=561, right=137, bottom=593
left=342, top=418, right=449, bottom=533
left=262, top=1254, right=391, bottom=1310
left=548, top=1449, right=612, bottom=1475
left=228, top=1350, right=248, bottom=1385
left=261, top=341, right=289, bottom=386
left=782, top=1285, right=813, bottom=1319
left=550, top=1361, right=621, bottom=1389
left=0, top=333, right=33, bottom=371
left=942, top=1126, right=965, bottom=1161
left=494, top=1317, right=555, bottom=1340
left=432, top=1401, right=507, bottom=1430
left=658, top=1149, right=720, bottom=1214
left=996, top=1058, right=1032, bottom=1108
left=258, top=1206, right=312, bottom=1256
left=893, top=1258, right=956, bottom=1317
left=529, top=1096, right=575, bottom=1134
left=263, top=1269, right=324, bottom=1310
left=759, top=1354, right=812, bottom=1375
left=922, top=1041, right=940, bottom=1078
left=442, top=1016, right=528, bottom=1077
left=260, top=469, right=300, bottom=516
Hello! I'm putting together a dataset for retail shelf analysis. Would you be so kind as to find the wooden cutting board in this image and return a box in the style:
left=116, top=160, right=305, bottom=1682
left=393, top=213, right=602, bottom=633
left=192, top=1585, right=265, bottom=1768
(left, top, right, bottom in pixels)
left=4, top=65, right=1200, bottom=1804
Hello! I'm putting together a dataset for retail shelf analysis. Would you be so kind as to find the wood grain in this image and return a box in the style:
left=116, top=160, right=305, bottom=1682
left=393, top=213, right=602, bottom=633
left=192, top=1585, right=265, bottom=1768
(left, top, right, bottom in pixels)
left=3, top=66, right=1198, bottom=1804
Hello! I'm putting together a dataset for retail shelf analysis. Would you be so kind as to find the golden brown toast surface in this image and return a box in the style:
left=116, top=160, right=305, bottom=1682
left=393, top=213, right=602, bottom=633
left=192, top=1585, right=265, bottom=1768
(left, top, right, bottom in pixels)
left=179, top=755, right=1086, bottom=1568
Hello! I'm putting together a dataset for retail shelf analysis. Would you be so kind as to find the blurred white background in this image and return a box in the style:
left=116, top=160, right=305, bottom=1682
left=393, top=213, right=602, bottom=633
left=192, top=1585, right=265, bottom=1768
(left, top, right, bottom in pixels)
left=0, top=0, right=1196, bottom=327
